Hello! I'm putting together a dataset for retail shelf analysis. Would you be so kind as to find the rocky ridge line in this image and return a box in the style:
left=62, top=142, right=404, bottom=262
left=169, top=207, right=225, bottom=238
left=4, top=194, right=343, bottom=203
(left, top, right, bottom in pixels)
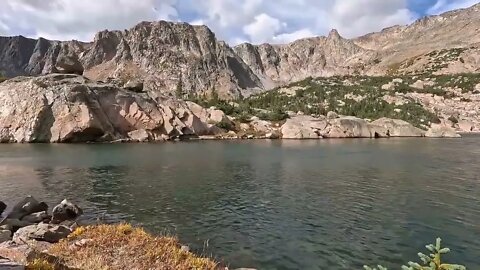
left=0, top=4, right=479, bottom=98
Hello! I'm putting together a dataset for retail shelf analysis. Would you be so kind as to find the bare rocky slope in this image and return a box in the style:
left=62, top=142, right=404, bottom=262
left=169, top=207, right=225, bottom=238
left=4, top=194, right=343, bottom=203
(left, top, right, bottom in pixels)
left=0, top=3, right=479, bottom=98
left=2, top=73, right=451, bottom=143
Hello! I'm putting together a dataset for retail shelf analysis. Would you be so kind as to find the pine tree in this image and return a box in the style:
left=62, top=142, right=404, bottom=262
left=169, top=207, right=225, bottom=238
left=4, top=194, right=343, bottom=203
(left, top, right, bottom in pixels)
left=175, top=79, right=184, bottom=99
left=364, top=238, right=466, bottom=270
left=211, top=85, right=219, bottom=102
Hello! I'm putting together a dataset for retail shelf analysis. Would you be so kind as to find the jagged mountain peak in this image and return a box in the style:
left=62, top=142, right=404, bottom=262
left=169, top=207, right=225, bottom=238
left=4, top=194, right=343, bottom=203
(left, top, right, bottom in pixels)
left=1, top=3, right=479, bottom=98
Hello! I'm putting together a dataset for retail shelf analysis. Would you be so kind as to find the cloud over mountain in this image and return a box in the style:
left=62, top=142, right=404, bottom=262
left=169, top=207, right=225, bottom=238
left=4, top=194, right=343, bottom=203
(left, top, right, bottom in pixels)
left=0, top=0, right=477, bottom=44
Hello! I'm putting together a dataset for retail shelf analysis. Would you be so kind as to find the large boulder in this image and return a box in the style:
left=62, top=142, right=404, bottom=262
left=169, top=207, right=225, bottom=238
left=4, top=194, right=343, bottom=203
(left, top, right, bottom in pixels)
left=325, top=117, right=373, bottom=138
left=251, top=119, right=274, bottom=134
left=281, top=115, right=327, bottom=139
left=457, top=120, right=474, bottom=132
left=426, top=125, right=461, bottom=138
left=7, top=197, right=48, bottom=220
left=13, top=224, right=71, bottom=244
left=55, top=54, right=84, bottom=75
left=0, top=241, right=38, bottom=265
left=370, top=118, right=425, bottom=137
left=51, top=200, right=83, bottom=224
left=127, top=129, right=151, bottom=142
left=0, top=74, right=224, bottom=143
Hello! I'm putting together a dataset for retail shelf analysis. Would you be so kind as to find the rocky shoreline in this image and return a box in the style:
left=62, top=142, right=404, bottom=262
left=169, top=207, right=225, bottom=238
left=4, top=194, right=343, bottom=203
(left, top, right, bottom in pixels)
left=0, top=197, right=83, bottom=269
left=0, top=197, right=229, bottom=270
left=0, top=74, right=461, bottom=144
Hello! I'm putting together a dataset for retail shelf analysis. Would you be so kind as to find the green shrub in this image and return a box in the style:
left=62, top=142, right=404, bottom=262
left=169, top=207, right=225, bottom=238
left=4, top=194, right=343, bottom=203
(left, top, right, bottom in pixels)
left=215, top=121, right=233, bottom=131
left=236, top=113, right=252, bottom=123
left=0, top=72, right=7, bottom=83
left=258, top=109, right=289, bottom=122
left=364, top=238, right=465, bottom=270
left=448, top=116, right=458, bottom=124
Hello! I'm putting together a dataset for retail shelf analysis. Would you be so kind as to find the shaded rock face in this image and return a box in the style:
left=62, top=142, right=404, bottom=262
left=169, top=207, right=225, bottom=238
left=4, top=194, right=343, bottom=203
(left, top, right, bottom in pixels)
left=0, top=74, right=221, bottom=143
left=0, top=202, right=6, bottom=216
left=1, top=4, right=479, bottom=98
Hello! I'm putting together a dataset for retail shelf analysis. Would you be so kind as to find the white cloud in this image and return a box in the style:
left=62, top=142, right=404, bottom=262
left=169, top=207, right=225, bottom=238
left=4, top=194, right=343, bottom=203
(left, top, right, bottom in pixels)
left=0, top=0, right=473, bottom=44
left=427, top=0, right=478, bottom=14
left=329, top=0, right=416, bottom=37
left=243, top=13, right=284, bottom=44
left=272, top=28, right=316, bottom=44
left=0, top=0, right=178, bottom=41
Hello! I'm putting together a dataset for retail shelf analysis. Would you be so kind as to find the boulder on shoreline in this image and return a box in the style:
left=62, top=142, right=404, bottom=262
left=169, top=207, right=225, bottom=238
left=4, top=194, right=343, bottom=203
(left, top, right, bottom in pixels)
left=0, top=74, right=222, bottom=143
left=13, top=223, right=71, bottom=244
left=370, top=118, right=425, bottom=137
left=0, top=197, right=83, bottom=246
left=279, top=115, right=426, bottom=139
left=426, top=125, right=461, bottom=138
left=51, top=199, right=83, bottom=224
left=7, top=196, right=48, bottom=220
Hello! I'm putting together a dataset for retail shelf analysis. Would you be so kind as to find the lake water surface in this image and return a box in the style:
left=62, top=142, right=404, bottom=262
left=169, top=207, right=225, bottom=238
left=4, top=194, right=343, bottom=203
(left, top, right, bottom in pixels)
left=0, top=138, right=479, bottom=269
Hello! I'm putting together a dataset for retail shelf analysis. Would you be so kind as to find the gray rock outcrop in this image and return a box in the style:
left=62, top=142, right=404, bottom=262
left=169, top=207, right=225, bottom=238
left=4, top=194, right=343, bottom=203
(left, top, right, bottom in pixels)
left=426, top=125, right=461, bottom=138
left=280, top=116, right=426, bottom=139
left=281, top=116, right=327, bottom=139
left=6, top=197, right=47, bottom=220
left=0, top=74, right=223, bottom=143
left=370, top=118, right=426, bottom=137
left=13, top=223, right=71, bottom=244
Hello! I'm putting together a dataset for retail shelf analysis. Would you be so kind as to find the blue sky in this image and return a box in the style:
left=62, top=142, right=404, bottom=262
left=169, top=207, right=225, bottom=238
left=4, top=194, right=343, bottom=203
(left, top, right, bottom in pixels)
left=0, top=0, right=478, bottom=45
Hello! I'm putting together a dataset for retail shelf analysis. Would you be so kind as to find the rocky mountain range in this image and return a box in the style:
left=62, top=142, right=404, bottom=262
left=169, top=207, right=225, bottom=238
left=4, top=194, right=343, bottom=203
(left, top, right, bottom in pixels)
left=0, top=3, right=479, bottom=99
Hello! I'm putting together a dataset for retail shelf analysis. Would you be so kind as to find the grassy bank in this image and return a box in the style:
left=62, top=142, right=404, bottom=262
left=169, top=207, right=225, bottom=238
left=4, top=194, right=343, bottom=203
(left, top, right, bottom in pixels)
left=28, top=224, right=218, bottom=270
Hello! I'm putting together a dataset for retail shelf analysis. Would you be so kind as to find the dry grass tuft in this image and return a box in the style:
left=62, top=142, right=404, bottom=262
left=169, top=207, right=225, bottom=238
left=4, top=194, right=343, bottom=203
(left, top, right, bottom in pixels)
left=48, top=223, right=218, bottom=270
left=26, top=259, right=55, bottom=270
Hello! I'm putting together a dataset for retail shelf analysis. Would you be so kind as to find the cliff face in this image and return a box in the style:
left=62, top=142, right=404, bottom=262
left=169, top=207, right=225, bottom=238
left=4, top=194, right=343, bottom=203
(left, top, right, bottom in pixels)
left=0, top=74, right=231, bottom=143
left=0, top=4, right=479, bottom=98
